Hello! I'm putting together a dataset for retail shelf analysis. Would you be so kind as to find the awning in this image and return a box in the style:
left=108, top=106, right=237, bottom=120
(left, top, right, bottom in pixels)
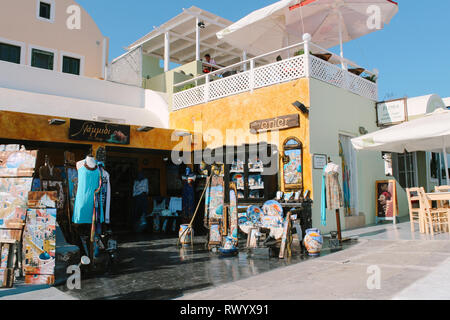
left=125, top=6, right=257, bottom=67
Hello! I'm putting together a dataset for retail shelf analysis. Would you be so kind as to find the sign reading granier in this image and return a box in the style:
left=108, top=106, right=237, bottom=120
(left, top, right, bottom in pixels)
left=250, top=114, right=300, bottom=133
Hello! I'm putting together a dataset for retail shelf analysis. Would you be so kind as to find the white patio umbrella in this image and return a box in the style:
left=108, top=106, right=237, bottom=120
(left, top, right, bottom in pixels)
left=351, top=108, right=450, bottom=184
left=217, top=0, right=398, bottom=60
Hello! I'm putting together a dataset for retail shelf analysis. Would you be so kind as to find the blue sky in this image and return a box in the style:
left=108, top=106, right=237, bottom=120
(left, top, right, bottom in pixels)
left=77, top=0, right=449, bottom=101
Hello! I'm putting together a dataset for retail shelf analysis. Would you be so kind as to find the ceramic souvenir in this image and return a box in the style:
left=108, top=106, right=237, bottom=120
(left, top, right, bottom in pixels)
left=179, top=224, right=193, bottom=246
left=246, top=206, right=262, bottom=225
left=304, top=228, right=324, bottom=256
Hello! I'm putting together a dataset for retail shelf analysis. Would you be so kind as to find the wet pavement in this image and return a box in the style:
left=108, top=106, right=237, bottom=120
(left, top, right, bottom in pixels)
left=56, top=233, right=356, bottom=300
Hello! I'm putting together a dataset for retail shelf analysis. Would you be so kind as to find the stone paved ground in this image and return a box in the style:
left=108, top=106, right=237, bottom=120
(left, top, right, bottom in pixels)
left=178, top=222, right=450, bottom=300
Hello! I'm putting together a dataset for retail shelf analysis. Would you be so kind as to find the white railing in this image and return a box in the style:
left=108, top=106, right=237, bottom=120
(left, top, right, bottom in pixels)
left=173, top=36, right=378, bottom=111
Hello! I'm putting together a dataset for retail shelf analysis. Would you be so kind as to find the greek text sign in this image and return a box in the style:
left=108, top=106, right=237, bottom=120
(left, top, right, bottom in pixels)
left=69, top=119, right=130, bottom=145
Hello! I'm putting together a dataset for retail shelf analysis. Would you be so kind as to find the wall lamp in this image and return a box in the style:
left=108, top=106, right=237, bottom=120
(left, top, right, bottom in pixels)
left=292, top=101, right=309, bottom=115
left=174, top=131, right=192, bottom=137
left=198, top=21, right=206, bottom=29
left=48, top=119, right=66, bottom=126
left=359, top=127, right=369, bottom=135
left=137, top=126, right=154, bottom=132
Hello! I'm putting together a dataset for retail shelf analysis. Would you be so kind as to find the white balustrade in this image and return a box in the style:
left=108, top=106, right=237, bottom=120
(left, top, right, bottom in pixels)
left=172, top=40, right=378, bottom=111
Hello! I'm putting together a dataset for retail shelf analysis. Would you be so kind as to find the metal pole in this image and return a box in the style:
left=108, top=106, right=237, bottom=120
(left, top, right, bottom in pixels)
left=443, top=145, right=449, bottom=185
left=196, top=18, right=200, bottom=61
left=164, top=32, right=170, bottom=72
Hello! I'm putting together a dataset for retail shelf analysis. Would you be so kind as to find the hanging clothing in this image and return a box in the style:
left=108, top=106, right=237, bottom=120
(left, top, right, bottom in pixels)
left=321, top=167, right=327, bottom=226
left=325, top=164, right=344, bottom=210
left=98, top=165, right=111, bottom=224
left=72, top=163, right=101, bottom=224
left=133, top=178, right=149, bottom=197
left=132, top=178, right=149, bottom=230
left=182, top=174, right=196, bottom=219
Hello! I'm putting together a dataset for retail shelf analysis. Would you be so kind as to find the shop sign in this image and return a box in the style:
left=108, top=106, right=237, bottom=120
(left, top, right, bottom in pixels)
left=313, top=154, right=328, bottom=169
left=376, top=98, right=408, bottom=127
left=69, top=119, right=130, bottom=145
left=250, top=114, right=300, bottom=133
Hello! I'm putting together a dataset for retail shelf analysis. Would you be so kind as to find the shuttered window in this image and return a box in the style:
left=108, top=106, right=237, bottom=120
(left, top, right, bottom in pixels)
left=0, top=43, right=21, bottom=64
left=62, top=56, right=81, bottom=75
left=31, top=48, right=54, bottom=70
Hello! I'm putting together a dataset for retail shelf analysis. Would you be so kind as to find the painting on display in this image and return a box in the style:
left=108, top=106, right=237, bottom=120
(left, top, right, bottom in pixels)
left=228, top=183, right=238, bottom=241
left=375, top=180, right=399, bottom=224
left=22, top=208, right=57, bottom=285
left=0, top=177, right=33, bottom=230
left=205, top=176, right=225, bottom=222
left=209, top=224, right=222, bottom=245
left=283, top=138, right=303, bottom=191
left=0, top=151, right=37, bottom=177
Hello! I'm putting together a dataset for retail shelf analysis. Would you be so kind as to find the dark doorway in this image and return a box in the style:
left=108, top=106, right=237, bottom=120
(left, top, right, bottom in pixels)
left=105, top=156, right=138, bottom=232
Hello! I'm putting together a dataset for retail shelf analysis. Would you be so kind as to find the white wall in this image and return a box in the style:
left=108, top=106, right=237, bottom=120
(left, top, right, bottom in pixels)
left=108, top=47, right=143, bottom=87
left=0, top=60, right=145, bottom=108
left=309, top=78, right=396, bottom=234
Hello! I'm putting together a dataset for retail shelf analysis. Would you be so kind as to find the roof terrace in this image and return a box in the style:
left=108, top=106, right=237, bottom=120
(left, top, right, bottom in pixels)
left=172, top=33, right=378, bottom=111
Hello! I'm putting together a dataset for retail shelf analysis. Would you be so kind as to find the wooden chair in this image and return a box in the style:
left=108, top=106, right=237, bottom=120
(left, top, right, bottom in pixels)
left=418, top=188, right=450, bottom=235
left=406, top=188, right=425, bottom=233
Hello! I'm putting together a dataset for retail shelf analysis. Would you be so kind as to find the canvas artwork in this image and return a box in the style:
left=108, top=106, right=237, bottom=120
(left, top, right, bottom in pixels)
left=22, top=208, right=56, bottom=285
left=0, top=177, right=33, bottom=229
left=27, top=191, right=58, bottom=209
left=209, top=224, right=222, bottom=244
left=205, top=176, right=225, bottom=222
left=0, top=151, right=37, bottom=177
left=283, top=149, right=302, bottom=186
left=229, top=184, right=238, bottom=241
left=41, top=181, right=65, bottom=210
left=66, top=167, right=78, bottom=215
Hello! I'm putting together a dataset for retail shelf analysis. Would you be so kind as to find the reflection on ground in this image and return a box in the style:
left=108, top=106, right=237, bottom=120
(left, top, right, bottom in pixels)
left=57, top=233, right=356, bottom=300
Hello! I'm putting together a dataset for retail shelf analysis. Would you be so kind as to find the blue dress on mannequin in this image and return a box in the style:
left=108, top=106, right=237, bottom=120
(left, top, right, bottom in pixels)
left=72, top=162, right=100, bottom=224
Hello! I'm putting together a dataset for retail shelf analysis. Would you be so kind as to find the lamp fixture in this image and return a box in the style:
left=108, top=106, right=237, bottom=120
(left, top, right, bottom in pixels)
left=137, top=126, right=154, bottom=132
left=48, top=119, right=66, bottom=126
left=198, top=21, right=205, bottom=29
left=359, top=127, right=369, bottom=135
left=292, top=101, right=309, bottom=115
left=174, top=131, right=192, bottom=137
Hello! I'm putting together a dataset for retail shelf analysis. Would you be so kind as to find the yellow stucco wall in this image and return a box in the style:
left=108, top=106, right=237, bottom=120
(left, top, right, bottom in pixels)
left=169, top=78, right=313, bottom=196
left=0, top=110, right=188, bottom=153
left=0, top=0, right=108, bottom=79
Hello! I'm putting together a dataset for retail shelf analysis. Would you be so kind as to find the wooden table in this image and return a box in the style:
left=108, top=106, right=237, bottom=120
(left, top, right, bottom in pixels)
left=425, top=192, right=450, bottom=201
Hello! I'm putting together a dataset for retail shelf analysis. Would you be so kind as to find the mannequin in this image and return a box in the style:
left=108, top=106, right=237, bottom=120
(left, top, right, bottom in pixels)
left=322, top=157, right=344, bottom=241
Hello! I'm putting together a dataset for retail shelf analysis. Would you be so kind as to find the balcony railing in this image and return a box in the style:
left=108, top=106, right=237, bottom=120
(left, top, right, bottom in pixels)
left=173, top=37, right=378, bottom=111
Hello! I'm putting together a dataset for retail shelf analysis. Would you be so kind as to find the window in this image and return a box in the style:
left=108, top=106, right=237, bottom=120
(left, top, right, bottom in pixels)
left=31, top=48, right=54, bottom=70
left=39, top=2, right=51, bottom=19
left=0, top=42, right=21, bottom=64
left=62, top=56, right=81, bottom=75
left=394, top=152, right=417, bottom=189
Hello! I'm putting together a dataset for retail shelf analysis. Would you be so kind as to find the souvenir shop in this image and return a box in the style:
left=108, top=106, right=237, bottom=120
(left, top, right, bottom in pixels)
left=0, top=110, right=198, bottom=286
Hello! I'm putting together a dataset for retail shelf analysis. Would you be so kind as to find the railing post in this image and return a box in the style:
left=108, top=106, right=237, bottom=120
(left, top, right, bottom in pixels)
left=250, top=59, right=255, bottom=93
left=205, top=74, right=210, bottom=103
left=303, top=33, right=311, bottom=78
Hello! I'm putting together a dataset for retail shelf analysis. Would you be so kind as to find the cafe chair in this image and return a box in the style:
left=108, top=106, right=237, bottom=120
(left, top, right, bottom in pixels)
left=418, top=188, right=450, bottom=235
left=406, top=188, right=425, bottom=233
